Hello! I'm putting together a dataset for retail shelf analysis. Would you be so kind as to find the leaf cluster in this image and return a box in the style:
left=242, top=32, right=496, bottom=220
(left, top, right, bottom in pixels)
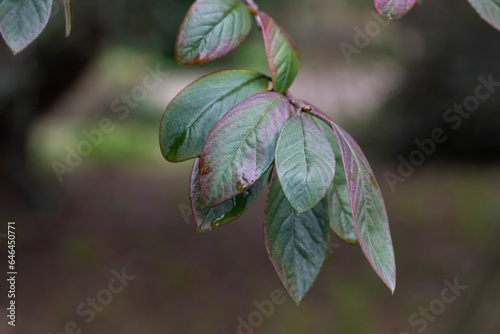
left=160, top=0, right=396, bottom=303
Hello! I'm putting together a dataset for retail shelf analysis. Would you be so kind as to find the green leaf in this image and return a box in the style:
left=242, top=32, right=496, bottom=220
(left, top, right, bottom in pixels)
left=310, top=115, right=357, bottom=244
left=374, top=0, right=417, bottom=20
left=275, top=114, right=335, bottom=214
left=259, top=11, right=300, bottom=94
left=190, top=158, right=271, bottom=232
left=265, top=170, right=330, bottom=304
left=467, top=0, right=500, bottom=32
left=200, top=92, right=290, bottom=207
left=175, top=0, right=252, bottom=65
left=332, top=123, right=396, bottom=293
left=0, top=0, right=53, bottom=54
left=160, top=70, right=269, bottom=162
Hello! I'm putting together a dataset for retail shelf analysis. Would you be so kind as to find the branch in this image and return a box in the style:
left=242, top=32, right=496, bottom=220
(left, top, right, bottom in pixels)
left=286, top=92, right=335, bottom=129
left=305, top=107, right=335, bottom=129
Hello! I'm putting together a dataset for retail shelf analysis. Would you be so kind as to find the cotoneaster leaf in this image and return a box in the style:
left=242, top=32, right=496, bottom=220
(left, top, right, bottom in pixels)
left=374, top=0, right=417, bottom=20
left=275, top=114, right=335, bottom=214
left=310, top=114, right=357, bottom=244
left=200, top=92, right=290, bottom=207
left=467, top=0, right=500, bottom=32
left=0, top=0, right=52, bottom=54
left=259, top=11, right=300, bottom=94
left=190, top=158, right=271, bottom=232
left=332, top=123, right=396, bottom=292
left=265, top=170, right=330, bottom=305
left=160, top=70, right=269, bottom=162
left=175, top=0, right=252, bottom=65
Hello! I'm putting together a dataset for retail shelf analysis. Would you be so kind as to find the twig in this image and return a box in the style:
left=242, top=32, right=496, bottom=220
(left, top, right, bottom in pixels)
left=285, top=91, right=302, bottom=111
left=285, top=92, right=335, bottom=129
left=305, top=107, right=335, bottom=130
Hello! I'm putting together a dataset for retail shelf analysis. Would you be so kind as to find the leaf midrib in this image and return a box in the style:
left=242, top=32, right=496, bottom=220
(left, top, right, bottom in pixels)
left=339, top=128, right=394, bottom=285
left=184, top=74, right=267, bottom=133
left=220, top=97, right=283, bottom=181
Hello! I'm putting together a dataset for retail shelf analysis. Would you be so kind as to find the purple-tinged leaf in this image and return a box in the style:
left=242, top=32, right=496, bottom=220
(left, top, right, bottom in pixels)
left=310, top=115, right=358, bottom=244
left=258, top=11, right=300, bottom=94
left=160, top=70, right=269, bottom=162
left=175, top=0, right=252, bottom=65
left=0, top=0, right=52, bottom=54
left=374, top=0, right=417, bottom=20
left=275, top=114, right=335, bottom=214
left=200, top=92, right=290, bottom=207
left=467, top=0, right=500, bottom=32
left=265, top=169, right=330, bottom=305
left=190, top=158, right=271, bottom=232
left=332, top=123, right=396, bottom=292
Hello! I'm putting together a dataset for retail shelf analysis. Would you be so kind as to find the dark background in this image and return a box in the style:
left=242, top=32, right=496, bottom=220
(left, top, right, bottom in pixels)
left=1, top=0, right=500, bottom=333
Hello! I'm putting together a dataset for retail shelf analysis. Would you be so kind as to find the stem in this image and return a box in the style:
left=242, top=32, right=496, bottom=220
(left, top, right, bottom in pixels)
left=305, top=108, right=335, bottom=130
left=243, top=0, right=259, bottom=11
left=243, top=0, right=262, bottom=29
left=285, top=92, right=335, bottom=129
left=285, top=92, right=302, bottom=111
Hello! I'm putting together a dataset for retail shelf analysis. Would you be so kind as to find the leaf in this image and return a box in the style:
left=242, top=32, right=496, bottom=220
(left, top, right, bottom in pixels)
left=310, top=115, right=357, bottom=244
left=175, top=0, right=252, bottom=65
left=332, top=123, right=396, bottom=292
left=467, top=0, right=500, bottom=32
left=275, top=114, right=335, bottom=214
left=374, top=0, right=417, bottom=20
left=190, top=158, right=271, bottom=232
left=160, top=70, right=269, bottom=162
left=0, top=0, right=53, bottom=54
left=265, top=170, right=330, bottom=304
left=200, top=92, right=290, bottom=207
left=259, top=11, right=300, bottom=94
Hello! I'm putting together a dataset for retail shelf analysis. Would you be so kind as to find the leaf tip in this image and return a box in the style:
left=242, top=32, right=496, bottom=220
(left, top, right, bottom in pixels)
left=388, top=279, right=396, bottom=294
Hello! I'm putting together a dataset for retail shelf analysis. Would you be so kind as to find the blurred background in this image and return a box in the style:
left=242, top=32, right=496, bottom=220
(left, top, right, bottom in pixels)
left=1, top=0, right=500, bottom=333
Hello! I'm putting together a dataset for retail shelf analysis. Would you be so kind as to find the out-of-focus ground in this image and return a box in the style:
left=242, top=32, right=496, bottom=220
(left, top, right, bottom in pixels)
left=1, top=0, right=500, bottom=333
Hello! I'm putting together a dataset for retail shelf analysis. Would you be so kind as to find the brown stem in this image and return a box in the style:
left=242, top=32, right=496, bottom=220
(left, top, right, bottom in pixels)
left=285, top=92, right=335, bottom=129
left=305, top=108, right=335, bottom=130
left=285, top=92, right=302, bottom=111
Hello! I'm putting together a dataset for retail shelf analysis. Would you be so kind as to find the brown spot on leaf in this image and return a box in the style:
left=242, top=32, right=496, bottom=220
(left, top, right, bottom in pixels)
left=236, top=175, right=252, bottom=192
left=370, top=174, right=378, bottom=189
left=193, top=54, right=209, bottom=64
left=246, top=5, right=258, bottom=15
left=199, top=155, right=212, bottom=176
